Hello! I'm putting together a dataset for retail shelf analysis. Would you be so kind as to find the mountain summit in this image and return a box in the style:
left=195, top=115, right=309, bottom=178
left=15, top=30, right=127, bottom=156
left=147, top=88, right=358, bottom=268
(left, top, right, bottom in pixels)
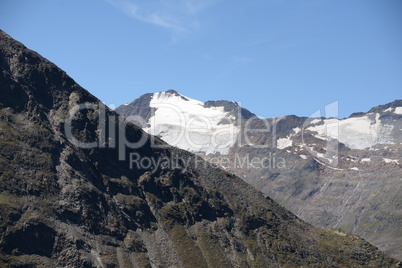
left=116, top=90, right=256, bottom=155
left=0, top=30, right=400, bottom=267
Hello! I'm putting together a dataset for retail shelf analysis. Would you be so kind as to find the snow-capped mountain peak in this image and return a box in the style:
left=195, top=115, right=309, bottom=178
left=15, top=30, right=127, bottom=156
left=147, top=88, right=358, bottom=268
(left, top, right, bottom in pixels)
left=117, top=90, right=248, bottom=155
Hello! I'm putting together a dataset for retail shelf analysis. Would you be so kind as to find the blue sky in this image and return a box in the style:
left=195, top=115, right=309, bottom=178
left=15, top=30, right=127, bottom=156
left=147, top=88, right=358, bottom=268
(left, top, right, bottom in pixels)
left=1, top=0, right=401, bottom=118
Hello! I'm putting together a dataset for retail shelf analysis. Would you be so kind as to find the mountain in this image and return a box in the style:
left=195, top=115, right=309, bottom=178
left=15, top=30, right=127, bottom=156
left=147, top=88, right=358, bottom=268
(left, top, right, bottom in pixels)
left=117, top=90, right=254, bottom=155
left=116, top=90, right=402, bottom=261
left=1, top=30, right=401, bottom=267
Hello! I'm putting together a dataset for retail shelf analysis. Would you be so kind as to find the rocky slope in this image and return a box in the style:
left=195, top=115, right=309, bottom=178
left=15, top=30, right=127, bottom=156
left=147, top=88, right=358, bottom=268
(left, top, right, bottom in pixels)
left=116, top=90, right=402, bottom=261
left=1, top=30, right=401, bottom=267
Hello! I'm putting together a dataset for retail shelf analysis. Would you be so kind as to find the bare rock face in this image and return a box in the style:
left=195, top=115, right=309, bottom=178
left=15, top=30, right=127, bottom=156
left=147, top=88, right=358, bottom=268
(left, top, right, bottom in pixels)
left=116, top=92, right=402, bottom=259
left=0, top=29, right=401, bottom=267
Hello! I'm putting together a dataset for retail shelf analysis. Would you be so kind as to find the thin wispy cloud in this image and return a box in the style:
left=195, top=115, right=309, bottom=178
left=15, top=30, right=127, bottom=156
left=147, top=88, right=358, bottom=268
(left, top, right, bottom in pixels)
left=107, top=0, right=217, bottom=33
left=126, top=2, right=187, bottom=32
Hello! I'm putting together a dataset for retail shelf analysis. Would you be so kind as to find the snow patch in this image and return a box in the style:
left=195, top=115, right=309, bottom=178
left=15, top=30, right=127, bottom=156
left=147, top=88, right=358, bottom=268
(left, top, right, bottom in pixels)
left=310, top=119, right=322, bottom=125
left=292, top=127, right=301, bottom=134
left=276, top=127, right=300, bottom=149
left=383, top=158, right=399, bottom=164
left=306, top=113, right=395, bottom=149
left=346, top=156, right=358, bottom=162
left=361, top=158, right=371, bottom=162
left=314, top=157, right=344, bottom=171
left=299, top=154, right=307, bottom=159
left=277, top=137, right=292, bottom=149
left=144, top=91, right=240, bottom=155
left=350, top=167, right=359, bottom=171
left=394, top=107, right=402, bottom=115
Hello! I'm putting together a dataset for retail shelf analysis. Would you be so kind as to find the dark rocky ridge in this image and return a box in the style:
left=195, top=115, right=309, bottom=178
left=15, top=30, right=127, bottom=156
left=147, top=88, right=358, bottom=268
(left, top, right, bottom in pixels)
left=368, top=99, right=402, bottom=114
left=204, top=100, right=256, bottom=120
left=348, top=99, right=402, bottom=120
left=116, top=92, right=154, bottom=128
left=0, top=30, right=400, bottom=267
